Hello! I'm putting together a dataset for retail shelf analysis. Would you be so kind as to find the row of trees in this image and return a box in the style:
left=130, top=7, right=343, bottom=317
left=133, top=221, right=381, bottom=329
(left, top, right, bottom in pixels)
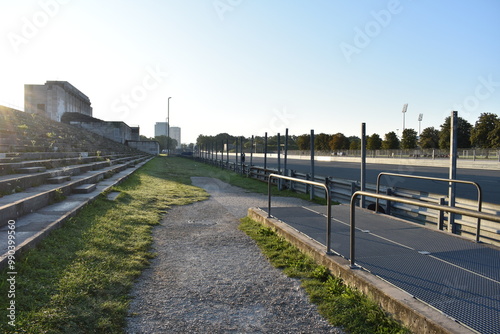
left=140, top=135, right=194, bottom=152
left=306, top=113, right=500, bottom=151
left=197, top=113, right=500, bottom=152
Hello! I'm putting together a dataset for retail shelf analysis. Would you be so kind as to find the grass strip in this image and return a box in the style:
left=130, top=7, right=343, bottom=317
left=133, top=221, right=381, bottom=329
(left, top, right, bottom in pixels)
left=239, top=217, right=410, bottom=334
left=0, top=157, right=208, bottom=333
left=1, top=156, right=406, bottom=333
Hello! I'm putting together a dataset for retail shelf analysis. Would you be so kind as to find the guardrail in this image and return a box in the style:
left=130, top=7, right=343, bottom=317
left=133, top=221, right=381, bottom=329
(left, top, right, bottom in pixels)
left=267, top=173, right=333, bottom=254
left=194, top=156, right=500, bottom=245
left=375, top=172, right=484, bottom=242
left=349, top=191, right=500, bottom=268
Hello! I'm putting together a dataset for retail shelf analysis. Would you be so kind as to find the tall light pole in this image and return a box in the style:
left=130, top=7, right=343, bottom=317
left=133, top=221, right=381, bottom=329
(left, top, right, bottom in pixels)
left=402, top=103, right=408, bottom=135
left=167, top=97, right=171, bottom=155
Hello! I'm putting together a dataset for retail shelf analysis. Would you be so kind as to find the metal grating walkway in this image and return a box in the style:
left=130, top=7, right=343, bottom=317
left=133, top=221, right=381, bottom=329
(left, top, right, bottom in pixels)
left=263, top=205, right=500, bottom=334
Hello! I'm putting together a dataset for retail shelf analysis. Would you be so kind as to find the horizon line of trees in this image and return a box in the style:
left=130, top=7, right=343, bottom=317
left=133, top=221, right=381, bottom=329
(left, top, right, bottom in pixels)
left=139, top=135, right=195, bottom=152
left=197, top=112, right=500, bottom=152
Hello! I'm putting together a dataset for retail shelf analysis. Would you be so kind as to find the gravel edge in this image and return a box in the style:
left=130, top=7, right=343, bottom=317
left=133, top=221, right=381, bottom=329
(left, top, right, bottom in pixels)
left=125, top=177, right=343, bottom=333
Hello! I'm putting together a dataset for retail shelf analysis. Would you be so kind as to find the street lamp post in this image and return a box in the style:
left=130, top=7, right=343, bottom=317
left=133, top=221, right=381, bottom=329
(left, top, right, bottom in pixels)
left=167, top=97, right=171, bottom=155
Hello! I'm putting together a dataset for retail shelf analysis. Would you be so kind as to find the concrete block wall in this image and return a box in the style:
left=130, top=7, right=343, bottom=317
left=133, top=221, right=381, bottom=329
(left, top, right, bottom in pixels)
left=126, top=140, right=160, bottom=155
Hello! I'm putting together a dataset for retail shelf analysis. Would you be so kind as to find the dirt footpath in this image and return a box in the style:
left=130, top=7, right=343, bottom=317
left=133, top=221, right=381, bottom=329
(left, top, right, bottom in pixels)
left=126, top=177, right=343, bottom=333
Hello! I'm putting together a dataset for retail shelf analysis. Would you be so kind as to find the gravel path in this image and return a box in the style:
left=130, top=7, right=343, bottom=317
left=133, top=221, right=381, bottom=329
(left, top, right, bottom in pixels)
left=126, top=177, right=343, bottom=333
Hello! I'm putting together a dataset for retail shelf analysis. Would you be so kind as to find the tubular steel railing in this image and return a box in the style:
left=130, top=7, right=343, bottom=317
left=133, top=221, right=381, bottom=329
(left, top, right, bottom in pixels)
left=349, top=191, right=500, bottom=268
left=268, top=173, right=333, bottom=254
left=375, top=172, right=483, bottom=242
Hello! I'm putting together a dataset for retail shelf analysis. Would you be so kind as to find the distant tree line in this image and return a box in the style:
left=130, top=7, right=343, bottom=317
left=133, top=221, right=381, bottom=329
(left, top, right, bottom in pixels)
left=196, top=113, right=500, bottom=152
left=140, top=135, right=195, bottom=152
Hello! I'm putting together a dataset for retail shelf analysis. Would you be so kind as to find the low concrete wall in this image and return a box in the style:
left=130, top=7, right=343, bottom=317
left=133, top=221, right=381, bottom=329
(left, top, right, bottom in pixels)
left=248, top=207, right=474, bottom=334
left=70, top=121, right=132, bottom=144
left=126, top=140, right=159, bottom=155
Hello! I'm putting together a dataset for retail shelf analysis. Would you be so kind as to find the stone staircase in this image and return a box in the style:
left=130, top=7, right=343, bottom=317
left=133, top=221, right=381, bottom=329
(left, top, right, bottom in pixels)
left=0, top=106, right=153, bottom=269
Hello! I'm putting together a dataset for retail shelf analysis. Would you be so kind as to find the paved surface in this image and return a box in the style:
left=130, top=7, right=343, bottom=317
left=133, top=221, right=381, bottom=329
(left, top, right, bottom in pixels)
left=263, top=204, right=500, bottom=334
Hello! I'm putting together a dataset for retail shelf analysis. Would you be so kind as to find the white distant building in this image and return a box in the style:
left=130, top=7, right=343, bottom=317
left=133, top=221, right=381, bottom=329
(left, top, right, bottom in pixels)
left=170, top=127, right=181, bottom=148
left=24, top=81, right=92, bottom=122
left=154, top=122, right=168, bottom=137
left=154, top=122, right=181, bottom=148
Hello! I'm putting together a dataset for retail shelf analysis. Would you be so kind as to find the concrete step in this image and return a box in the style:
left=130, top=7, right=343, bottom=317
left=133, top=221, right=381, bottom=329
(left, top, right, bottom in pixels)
left=0, top=154, right=130, bottom=176
left=0, top=157, right=154, bottom=270
left=17, top=166, right=47, bottom=173
left=0, top=156, right=151, bottom=224
left=0, top=154, right=147, bottom=196
left=72, top=183, right=97, bottom=194
left=47, top=175, right=71, bottom=184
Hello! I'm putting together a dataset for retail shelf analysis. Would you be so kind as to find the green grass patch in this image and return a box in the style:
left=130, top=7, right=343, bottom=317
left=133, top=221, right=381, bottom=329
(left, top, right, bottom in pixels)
left=239, top=217, right=410, bottom=334
left=0, top=157, right=208, bottom=333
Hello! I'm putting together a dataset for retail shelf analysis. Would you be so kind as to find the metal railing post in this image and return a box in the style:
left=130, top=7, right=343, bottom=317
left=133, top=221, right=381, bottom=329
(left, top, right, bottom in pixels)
left=360, top=123, right=366, bottom=208
left=268, top=174, right=332, bottom=254
left=375, top=172, right=484, bottom=242
left=438, top=197, right=446, bottom=230
left=267, top=177, right=272, bottom=218
left=350, top=194, right=356, bottom=267
left=350, top=191, right=500, bottom=268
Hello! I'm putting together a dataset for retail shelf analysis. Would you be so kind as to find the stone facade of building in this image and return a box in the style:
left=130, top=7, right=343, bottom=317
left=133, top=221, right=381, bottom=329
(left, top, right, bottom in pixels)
left=25, top=81, right=92, bottom=122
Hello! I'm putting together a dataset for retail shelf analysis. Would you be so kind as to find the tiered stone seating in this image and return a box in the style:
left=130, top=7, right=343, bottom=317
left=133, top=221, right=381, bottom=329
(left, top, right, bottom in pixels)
left=0, top=106, right=153, bottom=268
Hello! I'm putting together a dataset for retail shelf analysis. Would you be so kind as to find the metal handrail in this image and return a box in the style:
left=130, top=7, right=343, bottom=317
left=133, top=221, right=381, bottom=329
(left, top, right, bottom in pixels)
left=268, top=173, right=333, bottom=254
left=350, top=191, right=500, bottom=268
left=376, top=172, right=483, bottom=242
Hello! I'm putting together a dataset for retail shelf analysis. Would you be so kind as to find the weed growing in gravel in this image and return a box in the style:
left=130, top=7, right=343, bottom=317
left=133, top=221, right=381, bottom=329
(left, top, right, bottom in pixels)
left=0, top=157, right=208, bottom=333
left=239, top=217, right=410, bottom=334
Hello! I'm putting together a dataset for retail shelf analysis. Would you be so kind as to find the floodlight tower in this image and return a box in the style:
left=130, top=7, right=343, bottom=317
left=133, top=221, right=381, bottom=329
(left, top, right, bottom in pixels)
left=418, top=113, right=423, bottom=135
left=402, top=103, right=408, bottom=134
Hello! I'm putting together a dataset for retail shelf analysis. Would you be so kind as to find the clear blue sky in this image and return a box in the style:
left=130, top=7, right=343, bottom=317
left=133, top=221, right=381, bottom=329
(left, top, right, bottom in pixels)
left=1, top=0, right=499, bottom=144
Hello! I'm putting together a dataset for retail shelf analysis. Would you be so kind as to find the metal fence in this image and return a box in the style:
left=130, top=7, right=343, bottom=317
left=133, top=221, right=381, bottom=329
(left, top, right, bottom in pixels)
left=286, top=149, right=500, bottom=160
left=195, top=154, right=500, bottom=246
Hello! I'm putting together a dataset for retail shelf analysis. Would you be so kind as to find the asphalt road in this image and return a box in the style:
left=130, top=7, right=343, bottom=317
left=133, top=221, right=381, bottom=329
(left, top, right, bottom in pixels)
left=249, top=157, right=500, bottom=205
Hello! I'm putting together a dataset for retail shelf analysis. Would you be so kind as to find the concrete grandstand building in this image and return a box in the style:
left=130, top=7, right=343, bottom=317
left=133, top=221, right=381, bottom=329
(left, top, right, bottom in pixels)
left=25, top=81, right=92, bottom=122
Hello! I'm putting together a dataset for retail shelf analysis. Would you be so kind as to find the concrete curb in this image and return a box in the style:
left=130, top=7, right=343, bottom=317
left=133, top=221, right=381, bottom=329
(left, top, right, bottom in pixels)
left=247, top=207, right=475, bottom=334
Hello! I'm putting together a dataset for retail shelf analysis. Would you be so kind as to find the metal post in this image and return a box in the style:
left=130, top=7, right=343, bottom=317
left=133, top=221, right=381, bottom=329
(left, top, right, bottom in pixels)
left=449, top=111, right=458, bottom=233
left=235, top=137, right=238, bottom=170
left=267, top=177, right=272, bottom=218
left=360, top=123, right=366, bottom=208
left=310, top=129, right=315, bottom=200
left=284, top=128, right=289, bottom=177
left=350, top=196, right=356, bottom=267
left=226, top=137, right=229, bottom=169
left=277, top=133, right=281, bottom=190
left=438, top=197, right=446, bottom=230
left=268, top=174, right=332, bottom=254
left=167, top=97, right=171, bottom=155
left=240, top=136, right=244, bottom=174
left=264, top=132, right=268, bottom=171
left=386, top=188, right=392, bottom=215
left=250, top=135, right=254, bottom=167
left=221, top=140, right=224, bottom=169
